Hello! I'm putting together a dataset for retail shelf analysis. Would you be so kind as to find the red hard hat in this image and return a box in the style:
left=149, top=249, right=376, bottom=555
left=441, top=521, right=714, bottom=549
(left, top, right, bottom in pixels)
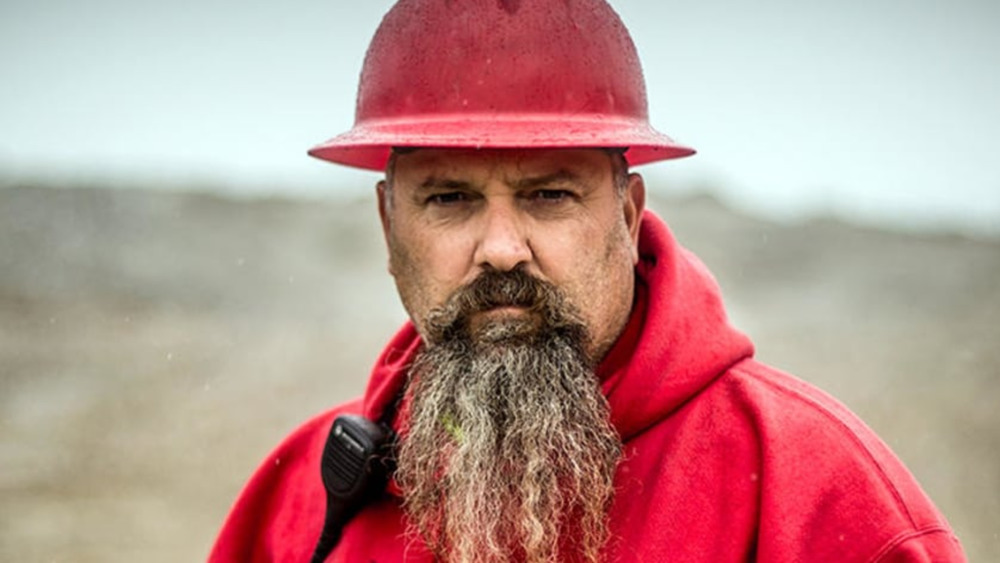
left=308, top=0, right=695, bottom=171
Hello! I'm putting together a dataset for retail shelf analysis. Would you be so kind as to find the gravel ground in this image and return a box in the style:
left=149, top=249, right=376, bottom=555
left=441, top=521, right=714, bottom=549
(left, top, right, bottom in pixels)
left=1, top=183, right=997, bottom=561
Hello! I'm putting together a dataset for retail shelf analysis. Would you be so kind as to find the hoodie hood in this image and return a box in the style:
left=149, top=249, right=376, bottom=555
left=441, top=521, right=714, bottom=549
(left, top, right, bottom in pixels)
left=361, top=210, right=754, bottom=441
left=597, top=210, right=754, bottom=439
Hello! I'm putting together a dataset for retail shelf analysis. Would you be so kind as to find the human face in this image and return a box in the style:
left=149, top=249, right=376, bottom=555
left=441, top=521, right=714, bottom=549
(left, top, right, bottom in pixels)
left=377, top=148, right=645, bottom=361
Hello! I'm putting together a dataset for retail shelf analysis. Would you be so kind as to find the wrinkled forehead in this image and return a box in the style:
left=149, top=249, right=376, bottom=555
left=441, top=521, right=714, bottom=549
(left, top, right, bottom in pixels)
left=388, top=148, right=619, bottom=187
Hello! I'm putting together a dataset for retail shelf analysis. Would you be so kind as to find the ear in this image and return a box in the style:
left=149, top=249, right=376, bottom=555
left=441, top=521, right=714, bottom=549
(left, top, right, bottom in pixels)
left=376, top=180, right=395, bottom=275
left=622, top=172, right=646, bottom=264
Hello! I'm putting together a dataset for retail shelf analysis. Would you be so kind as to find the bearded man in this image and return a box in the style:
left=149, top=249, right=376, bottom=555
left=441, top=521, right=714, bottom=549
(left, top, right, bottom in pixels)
left=209, top=1, right=965, bottom=561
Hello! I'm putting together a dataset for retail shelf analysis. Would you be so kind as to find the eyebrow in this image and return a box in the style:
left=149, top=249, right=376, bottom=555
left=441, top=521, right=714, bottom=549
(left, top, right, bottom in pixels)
left=511, top=170, right=579, bottom=190
left=416, top=170, right=579, bottom=192
left=417, top=177, right=475, bottom=191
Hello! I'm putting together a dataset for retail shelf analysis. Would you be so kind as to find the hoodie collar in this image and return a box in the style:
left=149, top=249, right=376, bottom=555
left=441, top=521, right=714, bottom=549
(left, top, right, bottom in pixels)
left=598, top=210, right=754, bottom=440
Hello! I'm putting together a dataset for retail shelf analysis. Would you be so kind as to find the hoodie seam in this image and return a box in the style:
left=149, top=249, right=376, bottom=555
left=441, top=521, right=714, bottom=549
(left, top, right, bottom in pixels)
left=867, top=525, right=959, bottom=563
left=728, top=362, right=918, bottom=528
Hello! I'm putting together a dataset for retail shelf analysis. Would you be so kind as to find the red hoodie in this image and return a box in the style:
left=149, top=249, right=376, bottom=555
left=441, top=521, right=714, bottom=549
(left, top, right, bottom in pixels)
left=209, top=211, right=965, bottom=562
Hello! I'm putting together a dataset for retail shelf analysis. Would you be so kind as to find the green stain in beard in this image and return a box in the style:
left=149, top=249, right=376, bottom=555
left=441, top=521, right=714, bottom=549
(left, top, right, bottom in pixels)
left=440, top=412, right=464, bottom=444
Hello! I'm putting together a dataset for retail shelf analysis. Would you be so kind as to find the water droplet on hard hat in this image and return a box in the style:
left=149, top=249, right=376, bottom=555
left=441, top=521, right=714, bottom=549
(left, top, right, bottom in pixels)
left=497, top=0, right=521, bottom=15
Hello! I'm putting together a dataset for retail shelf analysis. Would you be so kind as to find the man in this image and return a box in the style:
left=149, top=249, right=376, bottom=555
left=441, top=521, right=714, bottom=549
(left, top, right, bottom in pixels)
left=210, top=1, right=965, bottom=561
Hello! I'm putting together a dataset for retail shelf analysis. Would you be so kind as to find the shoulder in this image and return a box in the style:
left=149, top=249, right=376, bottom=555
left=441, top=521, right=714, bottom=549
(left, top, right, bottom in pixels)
left=720, top=359, right=925, bottom=493
left=722, top=360, right=965, bottom=561
left=718, top=359, right=934, bottom=508
left=208, top=398, right=364, bottom=562
left=722, top=359, right=890, bottom=451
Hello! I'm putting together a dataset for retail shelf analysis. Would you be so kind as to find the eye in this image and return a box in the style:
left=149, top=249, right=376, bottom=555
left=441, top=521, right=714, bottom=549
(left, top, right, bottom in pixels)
left=531, top=189, right=574, bottom=202
left=426, top=192, right=469, bottom=206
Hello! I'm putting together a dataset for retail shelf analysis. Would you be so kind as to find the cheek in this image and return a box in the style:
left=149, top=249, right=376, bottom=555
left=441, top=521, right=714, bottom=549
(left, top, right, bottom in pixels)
left=387, top=226, right=476, bottom=315
left=585, top=232, right=635, bottom=310
left=539, top=222, right=636, bottom=352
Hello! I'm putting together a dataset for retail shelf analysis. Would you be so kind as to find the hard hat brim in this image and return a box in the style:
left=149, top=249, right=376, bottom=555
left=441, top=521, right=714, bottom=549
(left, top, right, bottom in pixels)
left=308, top=114, right=695, bottom=171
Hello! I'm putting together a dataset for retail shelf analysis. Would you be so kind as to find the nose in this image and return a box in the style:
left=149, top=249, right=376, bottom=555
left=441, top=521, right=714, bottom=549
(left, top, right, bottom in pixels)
left=473, top=200, right=533, bottom=272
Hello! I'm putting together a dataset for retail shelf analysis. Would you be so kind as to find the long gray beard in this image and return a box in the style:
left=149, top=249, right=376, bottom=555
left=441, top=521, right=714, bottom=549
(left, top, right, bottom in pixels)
left=396, top=269, right=622, bottom=563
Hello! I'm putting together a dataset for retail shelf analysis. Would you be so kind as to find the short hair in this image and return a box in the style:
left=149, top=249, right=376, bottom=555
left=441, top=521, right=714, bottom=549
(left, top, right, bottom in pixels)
left=607, top=148, right=630, bottom=195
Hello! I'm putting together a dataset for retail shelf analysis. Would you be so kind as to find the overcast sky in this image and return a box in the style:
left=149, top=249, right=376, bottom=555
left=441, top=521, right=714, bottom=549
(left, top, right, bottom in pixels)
left=2, top=0, right=998, bottom=235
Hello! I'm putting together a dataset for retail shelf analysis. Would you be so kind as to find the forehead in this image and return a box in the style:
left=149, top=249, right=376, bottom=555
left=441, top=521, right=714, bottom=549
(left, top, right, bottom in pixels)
left=390, top=148, right=614, bottom=185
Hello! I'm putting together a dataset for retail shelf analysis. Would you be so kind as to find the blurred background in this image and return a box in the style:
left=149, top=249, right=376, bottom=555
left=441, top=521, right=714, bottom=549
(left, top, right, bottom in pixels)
left=1, top=0, right=997, bottom=560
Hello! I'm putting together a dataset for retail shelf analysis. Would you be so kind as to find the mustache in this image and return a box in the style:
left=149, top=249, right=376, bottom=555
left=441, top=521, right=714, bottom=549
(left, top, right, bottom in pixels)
left=423, top=268, right=585, bottom=345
